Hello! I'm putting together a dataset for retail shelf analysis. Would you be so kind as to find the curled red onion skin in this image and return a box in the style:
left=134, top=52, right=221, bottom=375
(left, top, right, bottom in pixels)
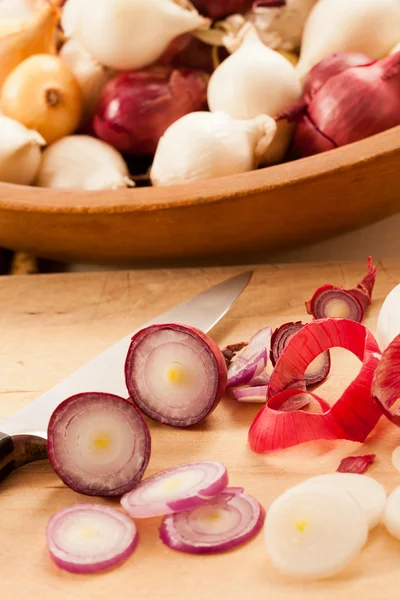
left=337, top=454, right=376, bottom=475
left=191, top=0, right=253, bottom=19
left=47, top=393, right=151, bottom=497
left=125, top=324, right=227, bottom=428
left=372, top=334, right=400, bottom=425
left=249, top=319, right=382, bottom=453
left=93, top=66, right=209, bottom=156
left=306, top=258, right=376, bottom=323
left=289, top=51, right=400, bottom=157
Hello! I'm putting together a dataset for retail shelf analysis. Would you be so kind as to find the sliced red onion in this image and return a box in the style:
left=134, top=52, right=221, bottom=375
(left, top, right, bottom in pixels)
left=306, top=257, right=377, bottom=323
left=251, top=372, right=271, bottom=386
left=222, top=341, right=248, bottom=367
left=160, top=490, right=264, bottom=554
left=47, top=393, right=151, bottom=497
left=46, top=504, right=138, bottom=574
left=337, top=454, right=376, bottom=475
left=121, top=461, right=228, bottom=518
left=233, top=386, right=268, bottom=403
left=372, top=334, right=400, bottom=425
left=271, top=322, right=331, bottom=387
left=227, top=326, right=272, bottom=388
left=125, top=324, right=227, bottom=428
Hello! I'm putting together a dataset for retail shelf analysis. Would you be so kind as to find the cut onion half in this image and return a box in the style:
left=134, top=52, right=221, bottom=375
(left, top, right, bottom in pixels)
left=372, top=334, right=400, bottom=425
left=47, top=392, right=151, bottom=497
left=297, top=473, right=386, bottom=529
left=376, top=284, right=400, bottom=351
left=337, top=454, right=376, bottom=475
left=232, top=386, right=268, bottom=404
left=160, top=490, right=264, bottom=554
left=249, top=319, right=382, bottom=453
left=125, top=324, right=227, bottom=427
left=264, top=485, right=368, bottom=580
left=306, top=258, right=376, bottom=323
left=384, top=487, right=400, bottom=540
left=227, top=326, right=272, bottom=388
left=46, top=504, right=138, bottom=574
left=121, top=461, right=228, bottom=518
left=271, top=322, right=331, bottom=387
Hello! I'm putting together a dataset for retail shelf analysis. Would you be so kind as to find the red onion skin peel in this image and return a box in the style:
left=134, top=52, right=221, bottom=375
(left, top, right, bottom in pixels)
left=249, top=319, right=382, bottom=453
left=283, top=51, right=400, bottom=157
left=125, top=324, right=228, bottom=428
left=372, top=334, right=400, bottom=425
left=337, top=455, right=376, bottom=475
left=306, top=257, right=376, bottom=323
left=47, top=392, right=151, bottom=497
left=94, top=66, right=209, bottom=156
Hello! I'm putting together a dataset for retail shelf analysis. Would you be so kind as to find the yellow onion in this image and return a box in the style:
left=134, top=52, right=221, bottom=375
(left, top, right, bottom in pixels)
left=0, top=54, right=82, bottom=144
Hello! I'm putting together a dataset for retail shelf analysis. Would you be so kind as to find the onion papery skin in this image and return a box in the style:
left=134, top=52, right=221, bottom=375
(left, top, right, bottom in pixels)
left=249, top=319, right=382, bottom=453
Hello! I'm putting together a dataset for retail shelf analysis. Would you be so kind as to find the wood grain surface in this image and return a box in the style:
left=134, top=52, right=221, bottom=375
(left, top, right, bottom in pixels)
left=0, top=261, right=400, bottom=600
left=0, top=126, right=399, bottom=266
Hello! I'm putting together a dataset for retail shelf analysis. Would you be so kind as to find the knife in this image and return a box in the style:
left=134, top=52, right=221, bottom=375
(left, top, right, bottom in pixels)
left=0, top=271, right=252, bottom=482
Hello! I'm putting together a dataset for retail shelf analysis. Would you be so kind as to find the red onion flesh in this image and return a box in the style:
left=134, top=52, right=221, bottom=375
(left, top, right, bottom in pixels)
left=287, top=51, right=400, bottom=157
left=249, top=319, right=382, bottom=453
left=271, top=322, right=331, bottom=387
left=160, top=490, right=265, bottom=554
left=337, top=455, right=376, bottom=475
left=125, top=324, right=227, bottom=427
left=372, top=334, right=400, bottom=425
left=47, top=392, right=151, bottom=497
left=233, top=385, right=269, bottom=403
left=93, top=66, right=209, bottom=156
left=227, top=326, right=272, bottom=388
left=306, top=257, right=376, bottom=323
left=191, top=0, right=253, bottom=19
left=121, top=461, right=228, bottom=518
left=46, top=504, right=138, bottom=574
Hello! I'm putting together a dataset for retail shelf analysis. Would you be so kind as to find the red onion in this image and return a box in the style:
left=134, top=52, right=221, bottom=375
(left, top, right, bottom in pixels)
left=227, top=326, right=271, bottom=388
left=337, top=455, right=376, bottom=475
left=125, top=324, right=227, bottom=427
left=121, top=461, right=228, bottom=518
left=46, top=504, right=138, bottom=574
left=284, top=51, right=400, bottom=157
left=372, top=333, right=400, bottom=425
left=271, top=322, right=331, bottom=387
left=93, top=66, right=209, bottom=156
left=306, top=257, right=376, bottom=323
left=160, top=490, right=265, bottom=554
left=47, top=392, right=151, bottom=497
left=232, top=385, right=269, bottom=403
left=163, top=36, right=229, bottom=74
left=191, top=0, right=253, bottom=19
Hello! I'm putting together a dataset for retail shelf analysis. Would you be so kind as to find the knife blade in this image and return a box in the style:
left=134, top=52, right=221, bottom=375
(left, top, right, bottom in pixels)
left=0, top=271, right=252, bottom=481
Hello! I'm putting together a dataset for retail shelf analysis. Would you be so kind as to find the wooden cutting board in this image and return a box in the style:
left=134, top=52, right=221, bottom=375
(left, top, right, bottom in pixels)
left=1, top=261, right=400, bottom=600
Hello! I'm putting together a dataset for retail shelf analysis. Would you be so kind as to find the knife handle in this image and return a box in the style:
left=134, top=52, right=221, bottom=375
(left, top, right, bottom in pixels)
left=0, top=431, right=47, bottom=483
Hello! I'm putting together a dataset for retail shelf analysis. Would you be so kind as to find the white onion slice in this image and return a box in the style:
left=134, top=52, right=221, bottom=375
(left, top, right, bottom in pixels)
left=46, top=504, right=138, bottom=574
left=297, top=473, right=386, bottom=529
left=47, top=392, right=151, bottom=496
left=265, top=485, right=368, bottom=580
left=376, top=283, right=400, bottom=351
left=383, top=486, right=400, bottom=540
left=121, top=461, right=228, bottom=518
left=160, top=490, right=264, bottom=554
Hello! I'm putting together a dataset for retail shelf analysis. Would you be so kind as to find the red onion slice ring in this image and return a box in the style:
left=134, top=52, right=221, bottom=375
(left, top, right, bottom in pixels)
left=249, top=319, right=382, bottom=453
left=159, top=490, right=265, bottom=554
left=271, top=322, right=331, bottom=387
left=47, top=393, right=151, bottom=496
left=372, top=334, right=400, bottom=425
left=125, top=324, right=227, bottom=427
left=227, top=326, right=272, bottom=388
left=46, top=504, right=138, bottom=574
left=121, top=461, right=228, bottom=518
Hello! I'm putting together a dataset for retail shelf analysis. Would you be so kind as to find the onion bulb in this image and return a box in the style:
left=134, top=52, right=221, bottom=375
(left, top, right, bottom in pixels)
left=61, top=0, right=211, bottom=72
left=0, top=54, right=82, bottom=144
left=0, top=115, right=44, bottom=185
left=208, top=25, right=301, bottom=164
left=150, top=111, right=277, bottom=186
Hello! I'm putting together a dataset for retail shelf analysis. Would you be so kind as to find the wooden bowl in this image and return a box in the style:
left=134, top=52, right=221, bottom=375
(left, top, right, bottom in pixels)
left=0, top=126, right=399, bottom=266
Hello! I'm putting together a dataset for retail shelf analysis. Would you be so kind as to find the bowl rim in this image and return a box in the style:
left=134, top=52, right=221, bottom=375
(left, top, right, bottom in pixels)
left=0, top=125, right=399, bottom=215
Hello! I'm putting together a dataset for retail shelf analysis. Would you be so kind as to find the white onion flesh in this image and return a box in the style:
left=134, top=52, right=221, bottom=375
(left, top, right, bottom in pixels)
left=383, top=487, right=400, bottom=540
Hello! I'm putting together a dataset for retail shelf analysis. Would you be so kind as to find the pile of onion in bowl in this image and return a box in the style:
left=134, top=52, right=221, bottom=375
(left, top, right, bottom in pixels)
left=0, top=0, right=399, bottom=191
